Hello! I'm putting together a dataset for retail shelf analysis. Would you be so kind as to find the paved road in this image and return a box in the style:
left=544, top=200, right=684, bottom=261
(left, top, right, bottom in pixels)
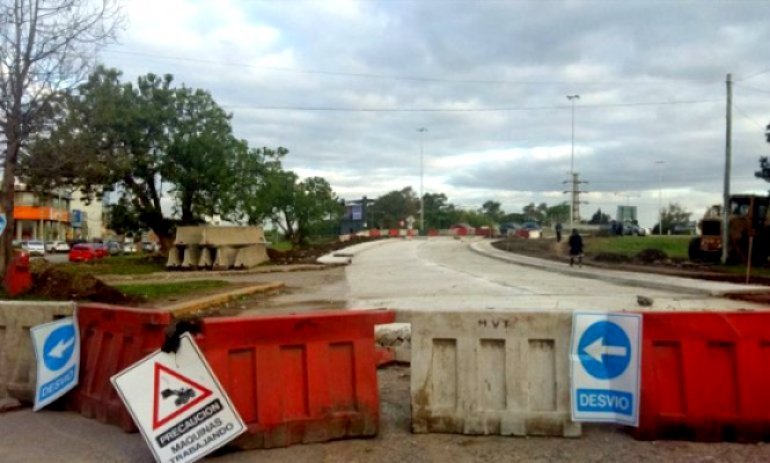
left=344, top=237, right=764, bottom=312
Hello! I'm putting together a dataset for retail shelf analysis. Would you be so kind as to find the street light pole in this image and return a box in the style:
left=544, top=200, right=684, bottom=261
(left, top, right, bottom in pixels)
left=655, top=160, right=665, bottom=235
left=417, top=127, right=427, bottom=233
left=566, top=95, right=580, bottom=229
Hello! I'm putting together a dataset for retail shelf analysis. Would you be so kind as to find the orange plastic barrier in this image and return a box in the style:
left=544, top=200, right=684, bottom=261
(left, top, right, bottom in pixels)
left=3, top=251, right=31, bottom=296
left=369, top=229, right=381, bottom=238
left=427, top=229, right=439, bottom=237
left=388, top=229, right=399, bottom=237
left=198, top=309, right=395, bottom=449
left=634, top=311, right=770, bottom=442
left=68, top=304, right=171, bottom=431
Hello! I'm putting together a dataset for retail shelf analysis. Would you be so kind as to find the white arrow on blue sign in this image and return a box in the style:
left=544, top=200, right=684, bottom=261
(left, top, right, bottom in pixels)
left=0, top=213, right=6, bottom=237
left=31, top=316, right=80, bottom=411
left=570, top=312, right=642, bottom=426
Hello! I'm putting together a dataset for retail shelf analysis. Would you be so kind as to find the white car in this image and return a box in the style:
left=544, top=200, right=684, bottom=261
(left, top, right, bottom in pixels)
left=45, top=241, right=70, bottom=253
left=21, top=240, right=45, bottom=256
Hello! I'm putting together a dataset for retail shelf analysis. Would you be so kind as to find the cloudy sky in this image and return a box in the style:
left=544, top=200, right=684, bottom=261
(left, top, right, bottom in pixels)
left=99, top=0, right=770, bottom=227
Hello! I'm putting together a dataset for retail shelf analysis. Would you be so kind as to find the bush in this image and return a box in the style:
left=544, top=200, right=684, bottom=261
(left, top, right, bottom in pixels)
left=636, top=248, right=668, bottom=263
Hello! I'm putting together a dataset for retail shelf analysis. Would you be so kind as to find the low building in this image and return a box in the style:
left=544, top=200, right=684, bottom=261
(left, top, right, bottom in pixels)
left=70, top=191, right=106, bottom=241
left=9, top=180, right=70, bottom=242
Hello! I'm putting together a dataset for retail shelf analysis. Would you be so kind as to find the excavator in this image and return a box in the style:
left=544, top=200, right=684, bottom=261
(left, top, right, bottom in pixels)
left=688, top=194, right=770, bottom=264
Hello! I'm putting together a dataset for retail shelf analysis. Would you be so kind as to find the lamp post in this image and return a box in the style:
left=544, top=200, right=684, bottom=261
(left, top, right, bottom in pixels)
left=567, top=94, right=580, bottom=229
left=655, top=160, right=665, bottom=235
left=417, top=127, right=427, bottom=233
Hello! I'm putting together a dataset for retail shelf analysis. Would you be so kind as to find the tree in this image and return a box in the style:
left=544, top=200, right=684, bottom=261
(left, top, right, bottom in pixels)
left=422, top=192, right=456, bottom=229
left=522, top=202, right=547, bottom=223
left=654, top=202, right=692, bottom=234
left=25, top=67, right=279, bottom=252
left=480, top=200, right=505, bottom=224
left=588, top=208, right=610, bottom=225
left=0, top=0, right=121, bottom=272
left=370, top=187, right=420, bottom=228
left=270, top=175, right=343, bottom=244
left=545, top=202, right=569, bottom=226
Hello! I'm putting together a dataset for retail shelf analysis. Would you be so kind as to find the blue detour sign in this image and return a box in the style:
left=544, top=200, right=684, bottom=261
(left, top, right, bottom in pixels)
left=0, top=213, right=6, bottom=236
left=31, top=317, right=80, bottom=411
left=570, top=312, right=641, bottom=426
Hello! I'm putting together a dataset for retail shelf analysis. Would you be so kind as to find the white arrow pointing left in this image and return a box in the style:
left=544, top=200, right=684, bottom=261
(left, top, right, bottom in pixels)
left=48, top=337, right=75, bottom=359
left=583, top=337, right=627, bottom=363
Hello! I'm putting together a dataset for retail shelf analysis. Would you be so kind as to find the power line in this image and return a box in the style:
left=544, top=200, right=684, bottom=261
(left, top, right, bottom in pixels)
left=734, top=83, right=770, bottom=95
left=221, top=98, right=720, bottom=113
left=103, top=48, right=721, bottom=87
left=732, top=102, right=765, bottom=129
left=736, top=68, right=770, bottom=82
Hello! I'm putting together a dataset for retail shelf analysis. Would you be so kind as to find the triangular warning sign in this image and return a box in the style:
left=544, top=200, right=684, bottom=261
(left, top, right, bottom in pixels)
left=152, top=362, right=213, bottom=430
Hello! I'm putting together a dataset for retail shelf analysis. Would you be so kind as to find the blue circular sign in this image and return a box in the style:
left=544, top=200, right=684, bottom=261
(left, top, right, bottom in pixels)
left=578, top=321, right=631, bottom=380
left=43, top=324, right=76, bottom=371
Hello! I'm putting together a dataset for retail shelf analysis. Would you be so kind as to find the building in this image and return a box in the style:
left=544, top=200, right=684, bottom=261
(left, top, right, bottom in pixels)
left=339, top=196, right=373, bottom=234
left=69, top=191, right=106, bottom=240
left=10, top=180, right=71, bottom=242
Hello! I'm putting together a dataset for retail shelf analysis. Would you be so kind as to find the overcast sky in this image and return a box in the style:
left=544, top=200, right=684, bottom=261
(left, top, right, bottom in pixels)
left=99, top=0, right=770, bottom=227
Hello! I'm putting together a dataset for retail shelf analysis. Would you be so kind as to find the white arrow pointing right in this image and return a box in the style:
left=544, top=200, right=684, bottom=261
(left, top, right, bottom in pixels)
left=583, top=337, right=627, bottom=363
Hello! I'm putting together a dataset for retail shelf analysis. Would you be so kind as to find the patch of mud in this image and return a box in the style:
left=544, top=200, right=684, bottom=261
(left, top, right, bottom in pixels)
left=31, top=263, right=141, bottom=304
left=267, top=236, right=384, bottom=265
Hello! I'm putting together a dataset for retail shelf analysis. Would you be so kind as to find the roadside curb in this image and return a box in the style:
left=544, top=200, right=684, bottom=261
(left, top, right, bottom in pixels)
left=469, top=240, right=770, bottom=297
left=99, top=264, right=323, bottom=284
left=164, top=282, right=285, bottom=318
left=316, top=239, right=394, bottom=265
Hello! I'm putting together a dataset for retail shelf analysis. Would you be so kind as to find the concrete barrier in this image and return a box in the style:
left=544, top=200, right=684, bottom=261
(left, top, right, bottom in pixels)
left=410, top=310, right=580, bottom=437
left=168, top=226, right=269, bottom=269
left=0, top=301, right=75, bottom=405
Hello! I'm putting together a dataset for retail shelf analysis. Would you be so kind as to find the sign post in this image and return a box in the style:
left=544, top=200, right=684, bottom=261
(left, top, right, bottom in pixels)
left=111, top=333, right=245, bottom=463
left=31, top=317, right=80, bottom=411
left=570, top=312, right=642, bottom=426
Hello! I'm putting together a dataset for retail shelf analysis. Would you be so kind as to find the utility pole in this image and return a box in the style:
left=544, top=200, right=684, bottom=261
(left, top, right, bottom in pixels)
left=417, top=127, right=427, bottom=233
left=567, top=95, right=580, bottom=229
left=722, top=74, right=732, bottom=264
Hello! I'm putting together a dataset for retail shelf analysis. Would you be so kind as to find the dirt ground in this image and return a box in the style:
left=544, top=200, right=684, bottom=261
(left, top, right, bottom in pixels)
left=223, top=365, right=770, bottom=463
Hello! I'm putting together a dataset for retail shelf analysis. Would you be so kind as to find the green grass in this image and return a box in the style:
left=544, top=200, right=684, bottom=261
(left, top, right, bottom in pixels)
left=585, top=235, right=691, bottom=260
left=268, top=240, right=293, bottom=252
left=51, top=255, right=166, bottom=276
left=113, top=280, right=231, bottom=300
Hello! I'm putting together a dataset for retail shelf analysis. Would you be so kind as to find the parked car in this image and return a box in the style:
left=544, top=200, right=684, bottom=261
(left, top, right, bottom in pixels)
left=69, top=243, right=98, bottom=262
left=500, top=222, right=521, bottom=236
left=21, top=240, right=45, bottom=256
left=123, top=241, right=137, bottom=253
left=141, top=241, right=159, bottom=253
left=45, top=241, right=70, bottom=253
left=106, top=241, right=123, bottom=256
left=92, top=242, right=109, bottom=258
left=519, top=222, right=542, bottom=239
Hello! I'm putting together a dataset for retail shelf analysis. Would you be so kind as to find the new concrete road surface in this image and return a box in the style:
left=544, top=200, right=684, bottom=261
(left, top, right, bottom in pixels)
left=344, top=237, right=767, bottom=313
left=4, top=237, right=770, bottom=462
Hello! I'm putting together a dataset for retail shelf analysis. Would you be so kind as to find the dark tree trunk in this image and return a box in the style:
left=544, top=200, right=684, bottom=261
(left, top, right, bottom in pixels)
left=1, top=136, right=20, bottom=276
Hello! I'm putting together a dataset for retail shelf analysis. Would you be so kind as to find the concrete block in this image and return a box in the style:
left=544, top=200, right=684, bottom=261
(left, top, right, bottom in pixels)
left=233, top=244, right=269, bottom=268
left=410, top=310, right=580, bottom=437
left=201, top=226, right=266, bottom=247
left=198, top=247, right=214, bottom=267
left=213, top=245, right=238, bottom=269
left=181, top=244, right=201, bottom=269
left=165, top=246, right=181, bottom=268
left=0, top=301, right=75, bottom=404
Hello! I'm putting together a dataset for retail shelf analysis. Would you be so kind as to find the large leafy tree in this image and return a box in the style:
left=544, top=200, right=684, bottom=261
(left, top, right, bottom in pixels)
left=654, top=202, right=692, bottom=234
left=480, top=200, right=505, bottom=224
left=371, top=187, right=420, bottom=228
left=23, top=67, right=281, bottom=251
left=269, top=175, right=343, bottom=244
left=0, top=0, right=121, bottom=272
left=422, top=192, right=456, bottom=229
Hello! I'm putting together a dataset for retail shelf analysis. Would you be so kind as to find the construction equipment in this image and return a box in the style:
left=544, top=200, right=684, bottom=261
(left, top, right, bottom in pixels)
left=688, top=194, right=770, bottom=264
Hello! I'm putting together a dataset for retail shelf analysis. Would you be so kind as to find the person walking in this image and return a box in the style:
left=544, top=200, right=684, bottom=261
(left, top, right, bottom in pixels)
left=568, top=228, right=583, bottom=267
left=555, top=222, right=563, bottom=242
